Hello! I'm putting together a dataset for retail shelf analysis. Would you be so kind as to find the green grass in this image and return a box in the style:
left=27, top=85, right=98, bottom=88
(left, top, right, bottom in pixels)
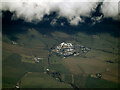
left=73, top=74, right=86, bottom=88
left=64, top=74, right=72, bottom=83
left=49, top=53, right=62, bottom=64
left=2, top=53, right=27, bottom=88
left=21, top=72, right=72, bottom=88
left=85, top=75, right=119, bottom=88
left=2, top=50, right=13, bottom=61
left=16, top=28, right=59, bottom=49
left=2, top=29, right=120, bottom=88
left=2, top=35, right=12, bottom=44
left=73, top=32, right=118, bottom=53
left=48, top=64, right=69, bottom=74
left=2, top=52, right=45, bottom=88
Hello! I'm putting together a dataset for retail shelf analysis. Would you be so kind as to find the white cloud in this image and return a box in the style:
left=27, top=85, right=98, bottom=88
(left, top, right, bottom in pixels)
left=1, top=0, right=120, bottom=25
left=91, top=15, right=103, bottom=25
left=50, top=19, right=57, bottom=26
left=101, top=0, right=120, bottom=20
left=69, top=16, right=84, bottom=26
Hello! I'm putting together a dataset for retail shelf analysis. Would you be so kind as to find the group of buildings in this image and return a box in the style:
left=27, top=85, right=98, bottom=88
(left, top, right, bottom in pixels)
left=90, top=73, right=102, bottom=79
left=33, top=56, right=43, bottom=63
left=52, top=42, right=91, bottom=57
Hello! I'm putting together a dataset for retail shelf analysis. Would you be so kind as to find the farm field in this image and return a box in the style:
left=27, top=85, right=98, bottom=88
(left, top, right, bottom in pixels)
left=20, top=72, right=72, bottom=88
left=2, top=28, right=120, bottom=88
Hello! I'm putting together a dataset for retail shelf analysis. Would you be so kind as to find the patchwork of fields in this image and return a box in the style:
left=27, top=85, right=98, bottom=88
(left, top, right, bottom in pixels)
left=2, top=29, right=120, bottom=88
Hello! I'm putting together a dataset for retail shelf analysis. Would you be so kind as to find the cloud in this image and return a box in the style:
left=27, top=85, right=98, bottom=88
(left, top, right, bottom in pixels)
left=69, top=16, right=84, bottom=26
left=91, top=15, right=103, bottom=25
left=50, top=19, right=57, bottom=26
left=1, top=0, right=120, bottom=25
left=101, top=0, right=120, bottom=20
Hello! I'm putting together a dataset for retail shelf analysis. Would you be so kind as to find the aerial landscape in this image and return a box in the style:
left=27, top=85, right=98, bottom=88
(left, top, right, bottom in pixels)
left=1, top=0, right=120, bottom=89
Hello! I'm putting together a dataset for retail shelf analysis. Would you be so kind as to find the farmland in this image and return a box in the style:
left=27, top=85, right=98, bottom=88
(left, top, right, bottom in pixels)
left=2, top=27, right=120, bottom=88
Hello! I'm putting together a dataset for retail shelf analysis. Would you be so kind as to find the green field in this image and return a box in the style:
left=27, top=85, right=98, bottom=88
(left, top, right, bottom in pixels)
left=20, top=72, right=72, bottom=88
left=85, top=75, right=119, bottom=88
left=2, top=29, right=120, bottom=88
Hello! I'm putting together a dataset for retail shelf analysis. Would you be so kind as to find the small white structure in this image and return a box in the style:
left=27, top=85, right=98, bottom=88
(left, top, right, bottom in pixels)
left=90, top=74, right=97, bottom=78
left=37, top=58, right=43, bottom=60
left=16, top=85, right=19, bottom=88
left=12, top=41, right=17, bottom=45
left=36, top=61, right=39, bottom=63
left=83, top=51, right=87, bottom=53
left=60, top=42, right=73, bottom=48
left=60, top=42, right=65, bottom=47
left=46, top=69, right=50, bottom=71
left=34, top=57, right=39, bottom=63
